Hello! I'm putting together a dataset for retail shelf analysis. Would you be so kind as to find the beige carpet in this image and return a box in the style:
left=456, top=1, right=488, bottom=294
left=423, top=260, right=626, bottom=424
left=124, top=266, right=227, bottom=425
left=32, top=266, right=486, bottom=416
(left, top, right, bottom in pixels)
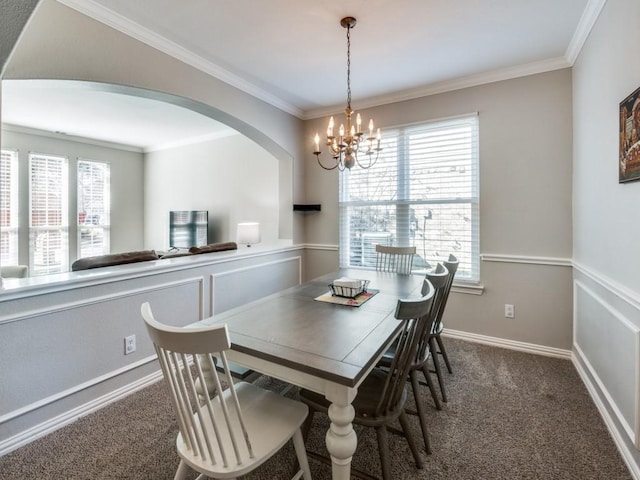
left=0, top=338, right=632, bottom=479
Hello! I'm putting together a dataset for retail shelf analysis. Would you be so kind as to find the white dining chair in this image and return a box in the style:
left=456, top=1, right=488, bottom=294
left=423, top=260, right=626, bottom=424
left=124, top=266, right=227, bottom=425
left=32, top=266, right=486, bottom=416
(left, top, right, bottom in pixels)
left=141, top=302, right=312, bottom=480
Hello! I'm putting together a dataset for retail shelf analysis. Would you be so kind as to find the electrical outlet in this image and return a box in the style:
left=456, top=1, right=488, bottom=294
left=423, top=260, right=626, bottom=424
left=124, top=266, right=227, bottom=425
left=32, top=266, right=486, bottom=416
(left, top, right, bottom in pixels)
left=124, top=334, right=136, bottom=355
left=504, top=304, right=515, bottom=319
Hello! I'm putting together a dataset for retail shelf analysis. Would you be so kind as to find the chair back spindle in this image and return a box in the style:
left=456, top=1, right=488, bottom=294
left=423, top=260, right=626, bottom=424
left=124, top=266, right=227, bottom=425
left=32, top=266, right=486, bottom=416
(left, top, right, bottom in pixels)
left=375, top=245, right=416, bottom=275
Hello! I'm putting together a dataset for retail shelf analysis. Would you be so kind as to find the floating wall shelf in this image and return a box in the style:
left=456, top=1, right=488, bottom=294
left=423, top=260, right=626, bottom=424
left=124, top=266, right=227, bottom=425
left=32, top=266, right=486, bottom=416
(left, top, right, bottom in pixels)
left=293, top=204, right=321, bottom=212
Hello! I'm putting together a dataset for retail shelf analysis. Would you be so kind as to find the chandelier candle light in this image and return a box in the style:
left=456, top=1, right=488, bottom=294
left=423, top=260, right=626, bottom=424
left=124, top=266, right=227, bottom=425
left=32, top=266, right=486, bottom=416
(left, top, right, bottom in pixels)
left=313, top=16, right=382, bottom=171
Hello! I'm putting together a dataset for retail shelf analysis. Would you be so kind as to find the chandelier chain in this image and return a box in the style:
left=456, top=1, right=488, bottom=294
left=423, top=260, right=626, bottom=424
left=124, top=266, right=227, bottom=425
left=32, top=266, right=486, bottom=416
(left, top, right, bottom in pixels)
left=346, top=23, right=351, bottom=111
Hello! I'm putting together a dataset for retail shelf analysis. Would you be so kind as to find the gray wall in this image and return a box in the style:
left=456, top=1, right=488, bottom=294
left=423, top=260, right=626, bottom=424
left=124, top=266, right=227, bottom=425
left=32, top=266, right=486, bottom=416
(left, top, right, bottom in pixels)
left=0, top=0, right=575, bottom=376
left=303, top=69, right=575, bottom=352
left=144, top=133, right=280, bottom=250
left=572, top=0, right=640, bottom=472
left=1, top=126, right=145, bottom=267
left=3, top=0, right=302, bottom=244
left=4, top=0, right=638, bottom=473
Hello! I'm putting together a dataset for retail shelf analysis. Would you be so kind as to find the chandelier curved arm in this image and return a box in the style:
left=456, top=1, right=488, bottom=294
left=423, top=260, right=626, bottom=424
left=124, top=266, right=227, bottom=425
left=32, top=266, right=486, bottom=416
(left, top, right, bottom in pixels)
left=353, top=150, right=380, bottom=169
left=315, top=153, right=344, bottom=171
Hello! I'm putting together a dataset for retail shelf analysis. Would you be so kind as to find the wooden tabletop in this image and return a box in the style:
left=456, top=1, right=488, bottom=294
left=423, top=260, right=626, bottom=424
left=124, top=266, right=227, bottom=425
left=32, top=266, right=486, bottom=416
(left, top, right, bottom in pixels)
left=202, top=269, right=425, bottom=387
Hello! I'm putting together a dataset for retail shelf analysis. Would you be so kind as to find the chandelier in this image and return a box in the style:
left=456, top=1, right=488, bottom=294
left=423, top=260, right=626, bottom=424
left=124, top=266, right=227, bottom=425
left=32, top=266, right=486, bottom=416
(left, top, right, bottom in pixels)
left=313, top=16, right=382, bottom=171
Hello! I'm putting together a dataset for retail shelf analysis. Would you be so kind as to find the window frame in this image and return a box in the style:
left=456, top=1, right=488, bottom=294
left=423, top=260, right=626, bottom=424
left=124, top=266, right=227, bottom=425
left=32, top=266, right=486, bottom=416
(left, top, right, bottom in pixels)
left=77, top=158, right=111, bottom=259
left=28, top=152, right=69, bottom=276
left=338, top=113, right=480, bottom=282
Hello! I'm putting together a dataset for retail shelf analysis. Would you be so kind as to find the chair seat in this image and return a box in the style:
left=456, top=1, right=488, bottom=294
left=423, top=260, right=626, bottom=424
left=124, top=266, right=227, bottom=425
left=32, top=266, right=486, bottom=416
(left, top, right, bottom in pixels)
left=300, top=368, right=407, bottom=423
left=178, top=381, right=308, bottom=478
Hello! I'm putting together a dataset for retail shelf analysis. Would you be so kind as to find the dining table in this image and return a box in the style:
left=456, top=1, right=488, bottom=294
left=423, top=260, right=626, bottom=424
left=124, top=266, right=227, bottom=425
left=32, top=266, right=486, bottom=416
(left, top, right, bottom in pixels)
left=194, top=268, right=425, bottom=480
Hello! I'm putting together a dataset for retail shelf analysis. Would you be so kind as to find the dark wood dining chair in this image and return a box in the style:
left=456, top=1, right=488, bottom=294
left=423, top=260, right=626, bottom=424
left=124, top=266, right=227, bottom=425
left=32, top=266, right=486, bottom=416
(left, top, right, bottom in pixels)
left=378, top=263, right=450, bottom=454
left=375, top=245, right=416, bottom=274
left=299, top=281, right=435, bottom=480
left=429, top=254, right=459, bottom=403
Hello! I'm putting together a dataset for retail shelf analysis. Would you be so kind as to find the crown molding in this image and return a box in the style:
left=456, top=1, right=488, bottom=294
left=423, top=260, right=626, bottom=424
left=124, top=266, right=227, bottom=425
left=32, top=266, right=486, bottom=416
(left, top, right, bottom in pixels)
left=144, top=129, right=239, bottom=153
left=565, top=0, right=608, bottom=64
left=56, top=0, right=305, bottom=119
left=303, top=56, right=571, bottom=120
left=1, top=123, right=144, bottom=152
left=57, top=0, right=605, bottom=123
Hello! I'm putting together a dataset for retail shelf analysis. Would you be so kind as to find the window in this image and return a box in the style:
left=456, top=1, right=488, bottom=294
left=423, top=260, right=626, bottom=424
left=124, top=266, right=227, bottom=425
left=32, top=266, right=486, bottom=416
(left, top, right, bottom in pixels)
left=339, top=114, right=480, bottom=281
left=77, top=159, right=110, bottom=258
left=1, top=149, right=19, bottom=265
left=29, top=153, right=69, bottom=275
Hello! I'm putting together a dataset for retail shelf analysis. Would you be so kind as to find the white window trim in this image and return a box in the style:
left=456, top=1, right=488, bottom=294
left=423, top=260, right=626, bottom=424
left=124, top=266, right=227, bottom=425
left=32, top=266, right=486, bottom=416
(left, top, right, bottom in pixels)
left=338, top=113, right=480, bottom=282
left=28, top=152, right=69, bottom=275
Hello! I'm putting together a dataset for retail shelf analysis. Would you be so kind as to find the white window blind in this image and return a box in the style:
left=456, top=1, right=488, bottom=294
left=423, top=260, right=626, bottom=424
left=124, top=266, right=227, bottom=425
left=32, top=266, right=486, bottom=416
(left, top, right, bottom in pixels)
left=339, top=114, right=480, bottom=281
left=77, top=159, right=110, bottom=258
left=29, top=153, right=69, bottom=275
left=1, top=149, right=19, bottom=266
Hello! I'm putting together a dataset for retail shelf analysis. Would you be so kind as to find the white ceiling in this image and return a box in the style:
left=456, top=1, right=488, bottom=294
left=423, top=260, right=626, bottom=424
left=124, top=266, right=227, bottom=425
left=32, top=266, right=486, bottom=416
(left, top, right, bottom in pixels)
left=2, top=0, right=599, bottom=150
left=2, top=80, right=235, bottom=151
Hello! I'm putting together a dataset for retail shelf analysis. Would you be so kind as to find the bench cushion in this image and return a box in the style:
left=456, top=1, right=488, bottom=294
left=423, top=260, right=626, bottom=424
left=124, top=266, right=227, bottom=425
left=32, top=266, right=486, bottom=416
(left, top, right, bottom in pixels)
left=71, top=250, right=159, bottom=271
left=188, top=242, right=238, bottom=254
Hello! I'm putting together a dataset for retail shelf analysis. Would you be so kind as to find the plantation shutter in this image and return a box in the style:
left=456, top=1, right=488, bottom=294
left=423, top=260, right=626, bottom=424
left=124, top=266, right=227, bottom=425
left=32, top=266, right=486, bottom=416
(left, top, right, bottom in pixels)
left=77, top=159, right=110, bottom=258
left=29, top=153, right=69, bottom=275
left=1, top=149, right=19, bottom=265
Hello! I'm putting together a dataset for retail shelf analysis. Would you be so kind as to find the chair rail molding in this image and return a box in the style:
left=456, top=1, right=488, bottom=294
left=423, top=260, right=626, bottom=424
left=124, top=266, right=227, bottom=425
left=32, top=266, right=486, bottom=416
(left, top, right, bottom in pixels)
left=481, top=253, right=573, bottom=267
left=302, top=243, right=339, bottom=251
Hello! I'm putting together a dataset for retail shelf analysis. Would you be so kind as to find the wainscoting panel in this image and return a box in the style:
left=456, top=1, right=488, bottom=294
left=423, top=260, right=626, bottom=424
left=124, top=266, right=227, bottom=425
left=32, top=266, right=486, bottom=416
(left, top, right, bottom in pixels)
left=211, top=256, right=301, bottom=315
left=574, top=280, right=640, bottom=447
left=0, top=247, right=305, bottom=457
left=0, top=277, right=204, bottom=421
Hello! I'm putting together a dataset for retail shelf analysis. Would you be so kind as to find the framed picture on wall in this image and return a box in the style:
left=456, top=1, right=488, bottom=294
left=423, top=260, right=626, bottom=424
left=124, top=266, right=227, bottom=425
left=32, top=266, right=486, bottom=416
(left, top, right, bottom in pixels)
left=619, top=86, right=640, bottom=183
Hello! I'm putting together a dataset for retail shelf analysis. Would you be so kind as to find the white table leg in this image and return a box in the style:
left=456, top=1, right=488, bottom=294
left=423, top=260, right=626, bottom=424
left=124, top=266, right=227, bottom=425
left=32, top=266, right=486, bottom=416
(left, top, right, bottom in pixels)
left=325, top=385, right=358, bottom=480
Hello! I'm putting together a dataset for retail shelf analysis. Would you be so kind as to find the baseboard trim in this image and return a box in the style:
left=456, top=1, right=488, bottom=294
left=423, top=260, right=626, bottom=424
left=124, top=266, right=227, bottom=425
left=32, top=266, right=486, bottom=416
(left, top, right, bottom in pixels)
left=573, top=346, right=640, bottom=480
left=444, top=328, right=572, bottom=359
left=0, top=355, right=159, bottom=425
left=0, top=368, right=163, bottom=457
